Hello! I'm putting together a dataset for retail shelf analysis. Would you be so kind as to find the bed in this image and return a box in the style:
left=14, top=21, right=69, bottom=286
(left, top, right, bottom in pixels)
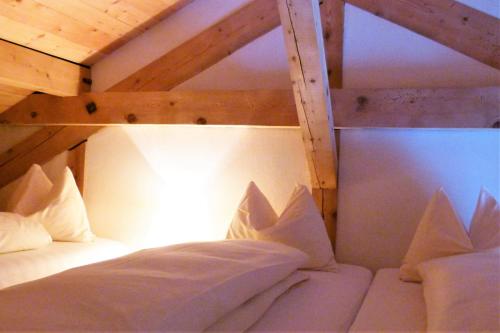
left=249, top=264, right=372, bottom=332
left=0, top=237, right=131, bottom=289
left=349, top=268, right=426, bottom=332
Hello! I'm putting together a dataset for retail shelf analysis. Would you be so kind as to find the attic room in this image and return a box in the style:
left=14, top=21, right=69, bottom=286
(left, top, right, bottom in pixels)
left=0, top=0, right=499, bottom=331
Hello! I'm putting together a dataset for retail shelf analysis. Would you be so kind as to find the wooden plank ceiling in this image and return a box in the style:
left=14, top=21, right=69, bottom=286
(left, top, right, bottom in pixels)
left=0, top=0, right=193, bottom=112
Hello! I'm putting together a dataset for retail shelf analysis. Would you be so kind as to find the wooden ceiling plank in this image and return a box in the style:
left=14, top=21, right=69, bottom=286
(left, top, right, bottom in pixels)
left=0, top=16, right=99, bottom=64
left=278, top=0, right=338, bottom=189
left=109, top=0, right=281, bottom=92
left=346, top=0, right=500, bottom=70
left=0, top=0, right=117, bottom=53
left=0, top=90, right=298, bottom=127
left=0, top=40, right=90, bottom=97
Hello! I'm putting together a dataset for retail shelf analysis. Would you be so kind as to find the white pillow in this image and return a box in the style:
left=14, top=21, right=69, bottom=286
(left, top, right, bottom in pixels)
left=227, top=183, right=337, bottom=271
left=417, top=248, right=500, bottom=331
left=31, top=167, right=95, bottom=242
left=469, top=188, right=500, bottom=250
left=400, top=188, right=473, bottom=282
left=6, top=164, right=53, bottom=216
left=226, top=182, right=278, bottom=239
left=0, top=212, right=52, bottom=253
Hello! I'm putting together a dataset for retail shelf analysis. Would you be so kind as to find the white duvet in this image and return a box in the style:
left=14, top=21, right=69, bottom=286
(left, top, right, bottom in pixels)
left=0, top=239, right=308, bottom=331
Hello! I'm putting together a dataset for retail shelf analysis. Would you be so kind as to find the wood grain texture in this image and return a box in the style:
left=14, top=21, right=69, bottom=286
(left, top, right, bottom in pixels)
left=278, top=0, right=338, bottom=189
left=0, top=126, right=99, bottom=188
left=0, top=90, right=298, bottom=126
left=333, top=86, right=500, bottom=128
left=109, top=0, right=281, bottom=92
left=2, top=87, right=496, bottom=128
left=346, top=0, right=500, bottom=70
left=0, top=84, right=33, bottom=113
left=0, top=0, right=193, bottom=65
left=0, top=40, right=90, bottom=97
left=320, top=0, right=344, bottom=89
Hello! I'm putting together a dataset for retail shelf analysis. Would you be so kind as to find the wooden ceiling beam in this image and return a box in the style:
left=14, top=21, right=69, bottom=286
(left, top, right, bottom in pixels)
left=278, top=0, right=338, bottom=189
left=320, top=0, right=344, bottom=89
left=109, top=0, right=281, bottom=92
left=0, top=40, right=90, bottom=97
left=0, top=90, right=298, bottom=127
left=346, top=0, right=500, bottom=70
left=1, top=87, right=496, bottom=128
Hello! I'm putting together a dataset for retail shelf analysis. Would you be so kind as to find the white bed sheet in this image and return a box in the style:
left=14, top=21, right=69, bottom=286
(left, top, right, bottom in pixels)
left=0, top=237, right=130, bottom=289
left=349, top=268, right=426, bottom=332
left=248, top=264, right=372, bottom=332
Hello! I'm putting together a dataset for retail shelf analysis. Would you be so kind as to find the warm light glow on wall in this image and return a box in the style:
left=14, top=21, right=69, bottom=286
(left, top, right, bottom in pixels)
left=84, top=126, right=310, bottom=249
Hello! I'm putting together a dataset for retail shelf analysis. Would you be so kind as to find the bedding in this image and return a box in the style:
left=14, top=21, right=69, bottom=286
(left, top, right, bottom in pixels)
left=0, top=212, right=52, bottom=254
left=0, top=239, right=308, bottom=331
left=418, top=248, right=500, bottom=331
left=349, top=268, right=426, bottom=332
left=469, top=187, right=500, bottom=250
left=228, top=183, right=337, bottom=271
left=0, top=237, right=130, bottom=289
left=400, top=188, right=473, bottom=282
left=5, top=164, right=53, bottom=216
left=249, top=264, right=372, bottom=332
left=32, top=166, right=95, bottom=242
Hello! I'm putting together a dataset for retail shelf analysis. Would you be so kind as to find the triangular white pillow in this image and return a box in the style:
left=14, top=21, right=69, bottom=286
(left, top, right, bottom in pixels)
left=227, top=183, right=337, bottom=271
left=31, top=167, right=95, bottom=242
left=0, top=212, right=52, bottom=253
left=400, top=188, right=473, bottom=282
left=469, top=188, right=500, bottom=250
left=226, top=182, right=278, bottom=239
left=6, top=164, right=53, bottom=216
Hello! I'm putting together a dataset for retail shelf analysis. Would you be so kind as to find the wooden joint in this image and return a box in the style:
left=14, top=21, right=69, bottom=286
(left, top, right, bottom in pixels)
left=85, top=102, right=97, bottom=115
left=68, top=139, right=87, bottom=151
left=82, top=78, right=93, bottom=86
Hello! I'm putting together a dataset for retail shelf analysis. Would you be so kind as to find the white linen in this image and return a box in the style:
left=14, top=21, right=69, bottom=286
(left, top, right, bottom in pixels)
left=0, top=237, right=129, bottom=289
left=32, top=167, right=95, bottom=242
left=227, top=181, right=278, bottom=239
left=0, top=212, right=52, bottom=254
left=6, top=164, right=53, bottom=216
left=418, top=248, right=500, bottom=331
left=249, top=264, right=372, bottom=332
left=350, top=268, right=426, bottom=332
left=469, top=188, right=500, bottom=250
left=208, top=271, right=309, bottom=332
left=229, top=184, right=337, bottom=271
left=0, top=240, right=308, bottom=331
left=400, top=188, right=473, bottom=282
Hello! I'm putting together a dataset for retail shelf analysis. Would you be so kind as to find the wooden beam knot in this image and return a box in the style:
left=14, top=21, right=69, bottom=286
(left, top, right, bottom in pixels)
left=126, top=113, right=138, bottom=124
left=196, top=117, right=208, bottom=125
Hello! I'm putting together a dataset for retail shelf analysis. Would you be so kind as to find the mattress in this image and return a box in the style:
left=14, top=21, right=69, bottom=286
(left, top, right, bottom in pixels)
left=349, top=268, right=426, bottom=332
left=0, top=237, right=130, bottom=289
left=248, top=264, right=373, bottom=332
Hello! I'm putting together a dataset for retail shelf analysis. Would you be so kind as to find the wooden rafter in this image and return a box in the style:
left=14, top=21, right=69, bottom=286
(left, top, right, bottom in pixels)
left=278, top=0, right=338, bottom=189
left=67, top=141, right=87, bottom=195
left=0, top=90, right=297, bottom=127
left=320, top=0, right=345, bottom=89
left=0, top=40, right=90, bottom=97
left=109, top=0, right=280, bottom=92
left=346, top=0, right=500, bottom=70
left=0, top=0, right=282, bottom=186
left=0, top=126, right=99, bottom=188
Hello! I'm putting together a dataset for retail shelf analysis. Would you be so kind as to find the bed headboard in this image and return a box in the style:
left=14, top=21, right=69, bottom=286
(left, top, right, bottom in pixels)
left=335, top=129, right=499, bottom=272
